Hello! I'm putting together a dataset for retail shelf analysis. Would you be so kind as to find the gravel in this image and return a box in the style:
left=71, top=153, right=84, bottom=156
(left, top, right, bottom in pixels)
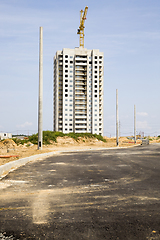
left=0, top=233, right=18, bottom=240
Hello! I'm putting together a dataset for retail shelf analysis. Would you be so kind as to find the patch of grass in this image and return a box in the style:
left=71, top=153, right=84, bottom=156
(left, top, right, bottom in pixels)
left=12, top=138, right=29, bottom=145
left=11, top=131, right=106, bottom=145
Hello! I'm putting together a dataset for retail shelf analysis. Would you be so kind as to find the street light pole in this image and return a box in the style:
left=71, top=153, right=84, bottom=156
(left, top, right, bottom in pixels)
left=116, top=89, right=119, bottom=146
left=134, top=105, right=136, bottom=144
left=38, top=27, right=43, bottom=150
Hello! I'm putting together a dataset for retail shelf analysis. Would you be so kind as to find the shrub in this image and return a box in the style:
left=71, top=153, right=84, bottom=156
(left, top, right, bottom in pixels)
left=12, top=131, right=106, bottom=145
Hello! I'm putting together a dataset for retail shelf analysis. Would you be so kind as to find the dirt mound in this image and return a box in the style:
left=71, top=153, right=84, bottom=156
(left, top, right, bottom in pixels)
left=0, top=139, right=17, bottom=149
left=56, top=136, right=77, bottom=145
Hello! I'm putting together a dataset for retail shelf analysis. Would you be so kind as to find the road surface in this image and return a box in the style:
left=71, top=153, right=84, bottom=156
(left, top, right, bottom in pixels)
left=0, top=144, right=160, bottom=239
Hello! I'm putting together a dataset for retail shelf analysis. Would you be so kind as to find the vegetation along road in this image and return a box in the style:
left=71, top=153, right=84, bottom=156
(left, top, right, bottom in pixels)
left=0, top=144, right=160, bottom=239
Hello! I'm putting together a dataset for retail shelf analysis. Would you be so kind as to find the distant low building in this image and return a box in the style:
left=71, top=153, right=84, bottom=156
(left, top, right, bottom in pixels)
left=0, top=133, right=12, bottom=140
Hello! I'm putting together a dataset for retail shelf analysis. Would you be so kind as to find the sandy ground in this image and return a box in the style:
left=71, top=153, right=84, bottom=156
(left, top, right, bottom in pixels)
left=0, top=136, right=159, bottom=167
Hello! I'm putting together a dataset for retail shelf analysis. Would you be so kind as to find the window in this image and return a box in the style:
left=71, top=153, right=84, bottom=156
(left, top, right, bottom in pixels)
left=65, top=89, right=68, bottom=92
left=65, top=114, right=67, bottom=116
left=70, top=80, right=73, bottom=82
left=70, top=61, right=73, bottom=64
left=65, top=79, right=68, bottom=82
left=65, top=60, right=68, bottom=63
left=95, top=80, right=97, bottom=83
left=65, top=75, right=68, bottom=77
left=70, top=56, right=73, bottom=58
left=69, top=109, right=72, bottom=111
left=69, top=124, right=72, bottom=126
left=95, top=61, right=97, bottom=64
left=95, top=76, right=97, bottom=78
left=70, top=99, right=72, bottom=102
left=65, top=84, right=68, bottom=87
left=65, top=70, right=68, bottom=73
left=69, top=114, right=72, bottom=116
left=95, top=124, right=97, bottom=126
left=70, top=85, right=73, bottom=87
left=69, top=119, right=72, bottom=121
left=65, top=65, right=68, bottom=68
left=95, top=95, right=97, bottom=97
left=65, top=119, right=67, bottom=121
left=95, top=56, right=97, bottom=59
left=95, top=114, right=97, bottom=116
left=95, top=119, right=97, bottom=121
left=65, top=109, right=68, bottom=111
left=70, top=90, right=73, bottom=92
left=65, top=104, right=68, bottom=106
left=95, top=71, right=97, bottom=73
left=65, top=94, right=68, bottom=97
left=70, top=95, right=73, bottom=97
left=65, top=99, right=68, bottom=101
left=65, top=55, right=68, bottom=58
left=95, top=66, right=97, bottom=69
left=95, top=90, right=97, bottom=93
left=70, top=66, right=73, bottom=68
left=95, top=129, right=97, bottom=131
left=69, top=104, right=72, bottom=106
left=99, top=56, right=102, bottom=59
left=65, top=123, right=67, bottom=126
left=70, top=71, right=73, bottom=73
left=95, top=85, right=97, bottom=88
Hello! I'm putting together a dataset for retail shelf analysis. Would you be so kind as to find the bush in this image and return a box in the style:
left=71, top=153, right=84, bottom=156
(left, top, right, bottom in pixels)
left=12, top=138, right=29, bottom=145
left=12, top=131, right=106, bottom=145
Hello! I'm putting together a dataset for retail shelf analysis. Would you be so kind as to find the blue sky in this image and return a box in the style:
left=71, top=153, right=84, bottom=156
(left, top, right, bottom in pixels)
left=0, top=0, right=160, bottom=137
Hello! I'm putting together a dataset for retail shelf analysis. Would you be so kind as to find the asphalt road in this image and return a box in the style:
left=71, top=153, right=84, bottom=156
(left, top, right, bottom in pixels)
left=0, top=144, right=160, bottom=240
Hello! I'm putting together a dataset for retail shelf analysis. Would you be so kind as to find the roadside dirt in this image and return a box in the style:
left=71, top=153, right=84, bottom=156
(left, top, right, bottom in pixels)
left=0, top=136, right=145, bottom=166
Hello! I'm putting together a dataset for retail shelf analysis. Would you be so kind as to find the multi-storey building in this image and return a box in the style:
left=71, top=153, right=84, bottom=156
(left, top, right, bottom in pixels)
left=53, top=47, right=103, bottom=135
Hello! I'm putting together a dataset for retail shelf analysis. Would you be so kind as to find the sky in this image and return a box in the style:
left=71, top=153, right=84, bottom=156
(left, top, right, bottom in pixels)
left=0, top=0, right=160, bottom=137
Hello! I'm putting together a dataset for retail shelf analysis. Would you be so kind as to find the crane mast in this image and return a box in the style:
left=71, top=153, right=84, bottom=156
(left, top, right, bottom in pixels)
left=77, top=6, right=88, bottom=47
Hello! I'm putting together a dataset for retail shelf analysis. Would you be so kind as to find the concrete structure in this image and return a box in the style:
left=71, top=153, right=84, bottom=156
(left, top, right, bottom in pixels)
left=53, top=47, right=104, bottom=135
left=38, top=26, right=43, bottom=150
left=0, top=133, right=12, bottom=140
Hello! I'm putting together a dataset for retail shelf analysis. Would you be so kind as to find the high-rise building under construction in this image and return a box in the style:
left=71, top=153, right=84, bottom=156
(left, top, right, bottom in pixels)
left=53, top=47, right=104, bottom=135
left=53, top=6, right=104, bottom=135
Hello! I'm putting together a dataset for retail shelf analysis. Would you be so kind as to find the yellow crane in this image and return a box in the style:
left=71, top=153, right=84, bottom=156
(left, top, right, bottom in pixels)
left=77, top=6, right=88, bottom=48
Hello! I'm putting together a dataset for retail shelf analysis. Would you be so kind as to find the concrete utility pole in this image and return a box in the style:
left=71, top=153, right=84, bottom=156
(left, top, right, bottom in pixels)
left=116, top=89, right=119, bottom=146
left=134, top=105, right=136, bottom=144
left=38, top=27, right=43, bottom=150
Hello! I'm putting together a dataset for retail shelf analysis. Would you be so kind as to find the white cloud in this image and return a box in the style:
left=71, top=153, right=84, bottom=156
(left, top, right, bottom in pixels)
left=137, top=121, right=151, bottom=130
left=137, top=112, right=148, bottom=117
left=16, top=122, right=33, bottom=128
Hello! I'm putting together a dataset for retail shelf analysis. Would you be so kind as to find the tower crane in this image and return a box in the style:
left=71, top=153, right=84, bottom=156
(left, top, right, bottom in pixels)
left=77, top=6, right=88, bottom=48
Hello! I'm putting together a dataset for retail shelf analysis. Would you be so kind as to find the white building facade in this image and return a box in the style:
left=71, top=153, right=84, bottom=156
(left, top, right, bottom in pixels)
left=53, top=47, right=104, bottom=135
left=0, top=133, right=12, bottom=140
